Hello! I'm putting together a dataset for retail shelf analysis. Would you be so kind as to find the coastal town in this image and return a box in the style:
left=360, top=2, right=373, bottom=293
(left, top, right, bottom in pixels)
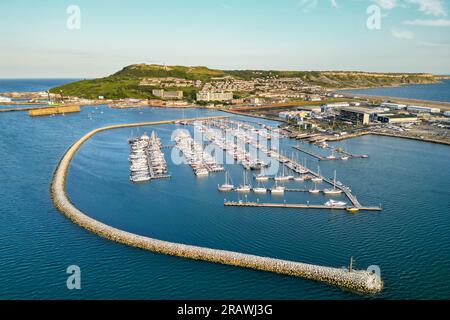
left=1, top=68, right=449, bottom=145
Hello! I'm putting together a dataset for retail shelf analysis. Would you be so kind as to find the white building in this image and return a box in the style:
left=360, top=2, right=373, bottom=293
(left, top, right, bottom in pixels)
left=407, top=105, right=441, bottom=114
left=322, top=102, right=350, bottom=110
left=443, top=111, right=450, bottom=117
left=0, top=96, right=12, bottom=103
left=196, top=91, right=233, bottom=102
left=381, top=102, right=407, bottom=110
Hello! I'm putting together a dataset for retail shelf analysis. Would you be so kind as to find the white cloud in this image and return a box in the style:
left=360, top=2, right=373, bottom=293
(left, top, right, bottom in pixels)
left=391, top=29, right=416, bottom=39
left=405, top=0, right=447, bottom=16
left=330, top=0, right=339, bottom=8
left=404, top=19, right=450, bottom=26
left=374, top=0, right=398, bottom=10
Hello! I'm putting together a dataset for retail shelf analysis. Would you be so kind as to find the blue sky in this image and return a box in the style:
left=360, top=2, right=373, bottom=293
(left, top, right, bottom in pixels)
left=0, top=0, right=449, bottom=77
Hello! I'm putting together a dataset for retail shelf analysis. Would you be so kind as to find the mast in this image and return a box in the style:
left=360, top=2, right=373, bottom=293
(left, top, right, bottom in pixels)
left=334, top=170, right=337, bottom=190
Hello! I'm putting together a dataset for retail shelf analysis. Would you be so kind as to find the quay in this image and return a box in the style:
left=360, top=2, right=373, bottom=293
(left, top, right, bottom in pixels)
left=51, top=116, right=383, bottom=295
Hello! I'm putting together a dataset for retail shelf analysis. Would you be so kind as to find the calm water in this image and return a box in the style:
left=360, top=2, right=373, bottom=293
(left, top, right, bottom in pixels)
left=0, top=91, right=449, bottom=300
left=0, top=79, right=80, bottom=93
left=341, top=79, right=450, bottom=103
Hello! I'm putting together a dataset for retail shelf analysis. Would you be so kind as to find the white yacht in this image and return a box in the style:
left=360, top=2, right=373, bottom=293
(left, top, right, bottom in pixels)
left=195, top=168, right=209, bottom=176
left=327, top=151, right=337, bottom=160
left=253, top=181, right=267, bottom=194
left=323, top=170, right=343, bottom=195
left=271, top=183, right=286, bottom=194
left=309, top=182, right=321, bottom=194
left=311, top=165, right=323, bottom=183
left=236, top=172, right=251, bottom=193
left=274, top=165, right=292, bottom=181
left=325, top=200, right=347, bottom=207
left=218, top=172, right=234, bottom=192
left=255, top=168, right=269, bottom=181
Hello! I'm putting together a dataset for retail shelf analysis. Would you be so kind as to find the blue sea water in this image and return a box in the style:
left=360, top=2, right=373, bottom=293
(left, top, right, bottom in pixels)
left=0, top=82, right=449, bottom=300
left=0, top=79, right=80, bottom=93
left=341, top=79, right=450, bottom=103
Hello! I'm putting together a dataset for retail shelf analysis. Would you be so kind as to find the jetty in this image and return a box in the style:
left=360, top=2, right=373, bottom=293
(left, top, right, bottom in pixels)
left=224, top=201, right=382, bottom=212
left=293, top=146, right=326, bottom=160
left=51, top=116, right=383, bottom=295
left=293, top=146, right=368, bottom=161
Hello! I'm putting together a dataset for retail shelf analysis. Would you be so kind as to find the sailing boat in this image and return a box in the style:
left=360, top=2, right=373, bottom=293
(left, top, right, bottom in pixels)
left=311, top=165, right=323, bottom=183
left=218, top=172, right=234, bottom=192
left=323, top=170, right=343, bottom=195
left=309, top=181, right=321, bottom=194
left=236, top=171, right=251, bottom=193
left=275, top=163, right=292, bottom=181
left=271, top=180, right=285, bottom=194
left=327, top=150, right=337, bottom=160
left=255, top=167, right=269, bottom=181
left=253, top=180, right=267, bottom=194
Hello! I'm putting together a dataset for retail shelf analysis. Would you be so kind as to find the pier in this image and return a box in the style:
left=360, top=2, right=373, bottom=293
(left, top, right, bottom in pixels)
left=293, top=146, right=326, bottom=160
left=293, top=146, right=368, bottom=161
left=224, top=201, right=382, bottom=212
left=51, top=116, right=383, bottom=295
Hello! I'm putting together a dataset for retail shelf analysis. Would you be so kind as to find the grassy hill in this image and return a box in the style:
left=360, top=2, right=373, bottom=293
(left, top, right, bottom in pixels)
left=50, top=64, right=439, bottom=100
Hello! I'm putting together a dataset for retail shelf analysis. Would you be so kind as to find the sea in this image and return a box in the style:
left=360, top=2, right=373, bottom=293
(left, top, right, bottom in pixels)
left=341, top=79, right=450, bottom=103
left=0, top=79, right=449, bottom=299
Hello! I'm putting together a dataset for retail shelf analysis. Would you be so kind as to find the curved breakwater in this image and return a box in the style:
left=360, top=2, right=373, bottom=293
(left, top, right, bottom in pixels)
left=51, top=117, right=383, bottom=295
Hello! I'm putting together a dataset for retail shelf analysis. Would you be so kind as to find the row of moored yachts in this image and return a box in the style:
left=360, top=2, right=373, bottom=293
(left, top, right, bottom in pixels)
left=129, top=132, right=169, bottom=183
left=175, top=132, right=224, bottom=177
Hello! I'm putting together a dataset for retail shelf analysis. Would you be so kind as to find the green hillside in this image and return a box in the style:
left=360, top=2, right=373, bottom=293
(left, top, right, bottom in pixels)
left=50, top=64, right=439, bottom=100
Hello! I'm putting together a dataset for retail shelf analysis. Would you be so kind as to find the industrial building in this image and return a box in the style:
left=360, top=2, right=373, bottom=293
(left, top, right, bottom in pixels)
left=152, top=89, right=183, bottom=100
left=377, top=114, right=419, bottom=124
left=196, top=91, right=233, bottom=102
left=322, top=102, right=351, bottom=111
left=406, top=105, right=441, bottom=114
left=381, top=102, right=407, bottom=110
left=296, top=105, right=322, bottom=113
left=339, top=107, right=377, bottom=125
left=444, top=111, right=450, bottom=117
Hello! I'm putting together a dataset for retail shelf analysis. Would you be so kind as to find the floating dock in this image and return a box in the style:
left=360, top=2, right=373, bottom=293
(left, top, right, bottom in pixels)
left=293, top=146, right=326, bottom=160
left=224, top=201, right=382, bottom=212
left=293, top=146, right=368, bottom=161
left=51, top=116, right=383, bottom=295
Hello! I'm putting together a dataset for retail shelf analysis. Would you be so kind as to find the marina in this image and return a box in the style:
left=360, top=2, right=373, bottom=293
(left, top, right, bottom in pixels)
left=175, top=131, right=225, bottom=177
left=188, top=118, right=380, bottom=211
left=129, top=132, right=170, bottom=183
left=51, top=117, right=384, bottom=295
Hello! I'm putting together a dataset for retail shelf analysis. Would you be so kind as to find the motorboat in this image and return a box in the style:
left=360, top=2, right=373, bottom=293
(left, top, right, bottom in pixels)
left=325, top=200, right=347, bottom=207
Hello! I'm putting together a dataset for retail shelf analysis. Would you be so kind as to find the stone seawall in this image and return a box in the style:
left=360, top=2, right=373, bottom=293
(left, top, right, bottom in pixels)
left=51, top=117, right=383, bottom=295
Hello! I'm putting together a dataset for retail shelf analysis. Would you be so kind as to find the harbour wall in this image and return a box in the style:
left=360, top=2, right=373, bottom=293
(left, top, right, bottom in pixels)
left=51, top=116, right=383, bottom=295
left=29, top=105, right=80, bottom=117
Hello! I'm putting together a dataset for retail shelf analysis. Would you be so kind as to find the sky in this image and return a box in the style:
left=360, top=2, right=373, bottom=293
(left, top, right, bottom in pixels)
left=0, top=0, right=449, bottom=77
